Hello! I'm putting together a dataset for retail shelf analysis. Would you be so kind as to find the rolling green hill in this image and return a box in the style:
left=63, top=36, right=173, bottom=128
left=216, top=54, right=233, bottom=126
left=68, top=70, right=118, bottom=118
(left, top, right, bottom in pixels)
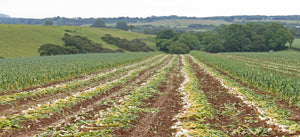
left=0, top=24, right=156, bottom=58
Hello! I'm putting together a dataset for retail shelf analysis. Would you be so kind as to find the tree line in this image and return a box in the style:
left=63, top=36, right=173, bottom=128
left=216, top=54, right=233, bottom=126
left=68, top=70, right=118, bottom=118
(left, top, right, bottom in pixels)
left=38, top=33, right=154, bottom=56
left=38, top=34, right=119, bottom=56
left=4, top=15, right=300, bottom=26
left=101, top=34, right=154, bottom=52
left=156, top=22, right=294, bottom=53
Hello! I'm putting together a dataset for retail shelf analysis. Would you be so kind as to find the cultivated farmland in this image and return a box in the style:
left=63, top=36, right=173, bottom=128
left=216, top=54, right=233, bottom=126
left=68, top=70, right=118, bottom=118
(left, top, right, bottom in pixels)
left=0, top=52, right=299, bottom=136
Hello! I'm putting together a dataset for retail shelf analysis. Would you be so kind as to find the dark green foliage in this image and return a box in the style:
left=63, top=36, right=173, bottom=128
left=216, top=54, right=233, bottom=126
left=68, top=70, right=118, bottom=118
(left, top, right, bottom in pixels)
left=155, top=39, right=173, bottom=52
left=156, top=29, right=176, bottom=39
left=177, top=33, right=200, bottom=50
left=155, top=22, right=294, bottom=53
left=62, top=33, right=115, bottom=53
left=116, top=21, right=128, bottom=31
left=155, top=29, right=193, bottom=54
left=201, top=22, right=294, bottom=52
left=38, top=34, right=118, bottom=56
left=90, top=19, right=106, bottom=28
left=128, top=25, right=135, bottom=31
left=101, top=34, right=154, bottom=52
left=206, top=41, right=224, bottom=53
left=251, top=35, right=267, bottom=51
left=101, top=34, right=120, bottom=45
left=38, top=44, right=65, bottom=56
left=168, top=43, right=190, bottom=54
left=44, top=20, right=53, bottom=25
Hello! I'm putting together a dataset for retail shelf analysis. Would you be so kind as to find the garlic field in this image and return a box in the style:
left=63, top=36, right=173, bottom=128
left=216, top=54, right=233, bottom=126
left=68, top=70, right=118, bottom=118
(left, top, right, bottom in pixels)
left=0, top=53, right=299, bottom=136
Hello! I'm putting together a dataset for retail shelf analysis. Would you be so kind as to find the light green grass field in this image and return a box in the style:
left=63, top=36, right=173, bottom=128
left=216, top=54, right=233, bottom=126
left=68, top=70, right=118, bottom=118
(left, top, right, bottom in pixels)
left=0, top=24, right=155, bottom=58
left=126, top=19, right=230, bottom=28
left=292, top=39, right=300, bottom=49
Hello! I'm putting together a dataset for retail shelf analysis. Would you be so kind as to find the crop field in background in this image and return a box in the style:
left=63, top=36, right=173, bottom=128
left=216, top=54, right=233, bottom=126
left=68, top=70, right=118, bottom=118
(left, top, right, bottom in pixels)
left=0, top=51, right=299, bottom=136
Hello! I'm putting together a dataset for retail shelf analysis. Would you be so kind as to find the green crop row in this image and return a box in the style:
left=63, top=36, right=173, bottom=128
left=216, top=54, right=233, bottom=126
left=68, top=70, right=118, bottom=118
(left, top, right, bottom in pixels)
left=190, top=51, right=300, bottom=107
left=0, top=54, right=168, bottom=133
left=0, top=52, right=158, bottom=92
left=190, top=55, right=300, bottom=133
left=171, top=55, right=226, bottom=137
left=0, top=54, right=166, bottom=106
left=37, top=55, right=177, bottom=136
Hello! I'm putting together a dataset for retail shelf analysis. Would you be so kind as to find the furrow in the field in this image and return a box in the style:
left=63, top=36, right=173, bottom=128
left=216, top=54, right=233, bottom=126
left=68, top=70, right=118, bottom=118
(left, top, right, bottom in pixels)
left=44, top=55, right=177, bottom=136
left=171, top=55, right=225, bottom=137
left=113, top=55, right=184, bottom=137
left=0, top=54, right=164, bottom=97
left=0, top=55, right=170, bottom=136
left=20, top=55, right=174, bottom=137
left=0, top=55, right=168, bottom=117
left=186, top=55, right=290, bottom=136
left=190, top=55, right=300, bottom=135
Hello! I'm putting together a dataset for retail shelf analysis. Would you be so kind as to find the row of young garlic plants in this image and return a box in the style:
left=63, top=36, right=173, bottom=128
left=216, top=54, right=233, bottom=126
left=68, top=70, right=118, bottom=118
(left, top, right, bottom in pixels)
left=36, top=55, right=178, bottom=136
left=220, top=54, right=300, bottom=77
left=189, top=55, right=300, bottom=134
left=220, top=54, right=300, bottom=73
left=0, top=52, right=158, bottom=92
left=0, top=54, right=166, bottom=106
left=191, top=51, right=300, bottom=107
left=0, top=54, right=169, bottom=134
left=171, top=55, right=227, bottom=137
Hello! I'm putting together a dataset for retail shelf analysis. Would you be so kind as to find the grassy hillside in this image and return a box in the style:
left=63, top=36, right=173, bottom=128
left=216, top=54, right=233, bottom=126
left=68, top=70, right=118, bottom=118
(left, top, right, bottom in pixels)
left=0, top=24, right=155, bottom=58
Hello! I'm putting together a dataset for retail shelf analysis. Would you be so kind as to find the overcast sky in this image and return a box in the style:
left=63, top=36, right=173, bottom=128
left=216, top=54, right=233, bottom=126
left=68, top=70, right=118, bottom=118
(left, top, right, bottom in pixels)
left=1, top=0, right=300, bottom=18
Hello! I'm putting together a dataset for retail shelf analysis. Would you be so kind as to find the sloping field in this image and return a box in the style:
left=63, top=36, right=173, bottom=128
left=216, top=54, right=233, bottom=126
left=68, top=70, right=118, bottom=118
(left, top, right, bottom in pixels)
left=0, top=52, right=299, bottom=136
left=0, top=24, right=155, bottom=58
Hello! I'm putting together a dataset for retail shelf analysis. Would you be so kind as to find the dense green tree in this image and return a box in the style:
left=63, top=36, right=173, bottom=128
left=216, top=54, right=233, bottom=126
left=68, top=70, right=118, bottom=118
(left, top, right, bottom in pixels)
left=64, top=46, right=79, bottom=54
left=101, top=34, right=154, bottom=52
left=38, top=44, right=65, bottom=56
left=156, top=29, right=176, bottom=39
left=205, top=40, right=224, bottom=53
left=168, top=43, right=190, bottom=54
left=44, top=20, right=53, bottom=25
left=90, top=19, right=106, bottom=28
left=251, top=35, right=267, bottom=51
left=116, top=20, right=128, bottom=31
left=155, top=39, right=173, bottom=52
left=128, top=25, right=135, bottom=31
left=176, top=33, right=200, bottom=50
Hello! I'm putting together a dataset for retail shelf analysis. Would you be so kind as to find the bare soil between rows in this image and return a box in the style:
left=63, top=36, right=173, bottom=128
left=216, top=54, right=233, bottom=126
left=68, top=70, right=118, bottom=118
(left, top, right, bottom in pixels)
left=113, top=56, right=184, bottom=137
left=188, top=57, right=292, bottom=137
left=2, top=56, right=170, bottom=137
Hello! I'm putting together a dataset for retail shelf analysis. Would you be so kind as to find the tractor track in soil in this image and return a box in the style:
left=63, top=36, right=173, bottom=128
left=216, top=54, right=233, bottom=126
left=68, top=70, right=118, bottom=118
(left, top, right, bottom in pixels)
left=195, top=57, right=300, bottom=123
left=0, top=55, right=171, bottom=117
left=3, top=55, right=171, bottom=137
left=113, top=55, right=184, bottom=137
left=187, top=56, right=292, bottom=137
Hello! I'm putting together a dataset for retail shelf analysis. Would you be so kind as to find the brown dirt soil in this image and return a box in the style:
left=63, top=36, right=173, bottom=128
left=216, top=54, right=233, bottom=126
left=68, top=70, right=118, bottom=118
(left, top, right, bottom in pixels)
left=113, top=56, right=184, bottom=137
left=188, top=57, right=294, bottom=137
left=2, top=56, right=171, bottom=137
left=196, top=56, right=300, bottom=124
